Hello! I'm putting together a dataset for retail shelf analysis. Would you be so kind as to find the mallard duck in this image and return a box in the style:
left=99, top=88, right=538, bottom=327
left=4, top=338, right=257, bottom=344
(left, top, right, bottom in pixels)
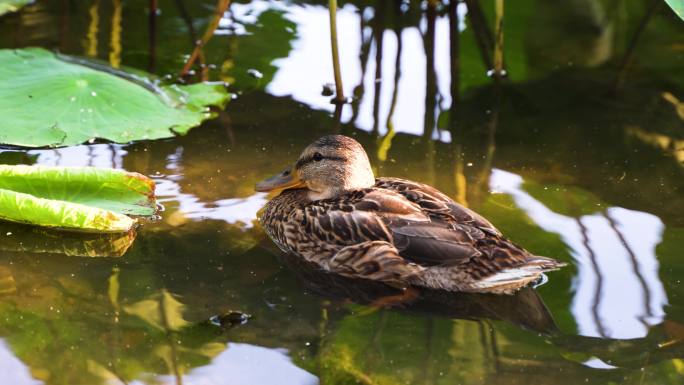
left=256, top=135, right=565, bottom=294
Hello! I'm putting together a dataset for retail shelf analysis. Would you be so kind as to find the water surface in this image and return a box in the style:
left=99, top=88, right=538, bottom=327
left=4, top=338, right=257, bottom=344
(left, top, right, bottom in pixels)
left=1, top=0, right=684, bottom=384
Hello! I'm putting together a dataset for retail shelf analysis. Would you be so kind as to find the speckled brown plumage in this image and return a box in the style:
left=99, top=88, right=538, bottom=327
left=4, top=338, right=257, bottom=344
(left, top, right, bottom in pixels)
left=259, top=177, right=565, bottom=294
left=256, top=135, right=565, bottom=294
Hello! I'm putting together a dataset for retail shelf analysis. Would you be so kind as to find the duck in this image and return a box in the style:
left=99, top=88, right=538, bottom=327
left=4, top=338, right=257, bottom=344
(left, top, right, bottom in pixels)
left=255, top=135, right=566, bottom=294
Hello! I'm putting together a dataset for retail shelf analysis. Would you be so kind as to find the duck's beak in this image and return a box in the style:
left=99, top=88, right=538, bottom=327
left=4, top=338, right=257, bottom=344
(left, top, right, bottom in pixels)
left=255, top=166, right=306, bottom=192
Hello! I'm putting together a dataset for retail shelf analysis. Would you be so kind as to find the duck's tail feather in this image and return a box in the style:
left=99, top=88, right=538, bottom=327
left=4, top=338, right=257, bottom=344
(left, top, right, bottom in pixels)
left=471, top=256, right=567, bottom=295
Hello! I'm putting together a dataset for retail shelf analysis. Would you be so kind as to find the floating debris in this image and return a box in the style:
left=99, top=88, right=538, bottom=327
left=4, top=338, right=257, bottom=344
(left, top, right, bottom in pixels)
left=210, top=311, right=252, bottom=329
left=246, top=69, right=263, bottom=79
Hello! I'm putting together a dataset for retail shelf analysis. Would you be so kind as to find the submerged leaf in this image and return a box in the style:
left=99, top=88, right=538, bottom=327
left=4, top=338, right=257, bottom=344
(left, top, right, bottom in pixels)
left=0, top=165, right=156, bottom=232
left=123, top=290, right=191, bottom=331
left=0, top=222, right=136, bottom=257
left=0, top=48, right=230, bottom=147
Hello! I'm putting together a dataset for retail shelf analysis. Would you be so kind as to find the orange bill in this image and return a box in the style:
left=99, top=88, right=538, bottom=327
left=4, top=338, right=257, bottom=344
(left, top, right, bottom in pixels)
left=255, top=166, right=306, bottom=193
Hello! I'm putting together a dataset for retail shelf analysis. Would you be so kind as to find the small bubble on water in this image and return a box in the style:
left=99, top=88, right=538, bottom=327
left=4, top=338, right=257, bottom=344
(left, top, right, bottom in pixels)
left=70, top=96, right=76, bottom=102
left=91, top=91, right=97, bottom=97
left=5, top=232, right=11, bottom=236
left=467, top=162, right=473, bottom=167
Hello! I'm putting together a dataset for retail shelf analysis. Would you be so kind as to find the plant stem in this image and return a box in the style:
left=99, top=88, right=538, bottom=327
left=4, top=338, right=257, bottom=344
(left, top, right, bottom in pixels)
left=181, top=0, right=231, bottom=77
left=329, top=0, right=345, bottom=104
left=464, top=0, right=493, bottom=70
left=85, top=0, right=99, bottom=58
left=613, top=0, right=660, bottom=91
left=493, top=0, right=504, bottom=79
left=109, top=0, right=122, bottom=68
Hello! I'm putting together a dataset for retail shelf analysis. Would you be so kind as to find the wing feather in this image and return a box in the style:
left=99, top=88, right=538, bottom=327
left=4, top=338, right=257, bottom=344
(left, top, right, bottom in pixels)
left=375, top=177, right=501, bottom=235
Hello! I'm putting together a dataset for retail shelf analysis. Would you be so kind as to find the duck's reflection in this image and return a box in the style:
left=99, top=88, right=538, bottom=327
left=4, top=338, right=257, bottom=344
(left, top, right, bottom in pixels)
left=274, top=244, right=684, bottom=374
left=276, top=251, right=558, bottom=335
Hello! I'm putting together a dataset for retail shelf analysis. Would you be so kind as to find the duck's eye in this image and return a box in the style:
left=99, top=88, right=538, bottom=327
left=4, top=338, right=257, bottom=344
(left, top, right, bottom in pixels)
left=312, top=152, right=323, bottom=162
left=282, top=170, right=290, bottom=176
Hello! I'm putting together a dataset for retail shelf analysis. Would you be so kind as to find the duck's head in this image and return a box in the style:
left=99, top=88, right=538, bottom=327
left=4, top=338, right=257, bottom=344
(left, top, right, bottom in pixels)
left=255, top=135, right=375, bottom=201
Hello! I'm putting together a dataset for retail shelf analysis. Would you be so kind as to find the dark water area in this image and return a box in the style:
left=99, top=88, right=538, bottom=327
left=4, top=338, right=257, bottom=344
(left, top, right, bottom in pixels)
left=1, top=0, right=684, bottom=384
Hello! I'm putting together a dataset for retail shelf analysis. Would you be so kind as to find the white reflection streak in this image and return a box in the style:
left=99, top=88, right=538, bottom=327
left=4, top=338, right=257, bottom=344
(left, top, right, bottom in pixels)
left=128, top=343, right=318, bottom=385
left=217, top=0, right=273, bottom=36
left=155, top=178, right=267, bottom=228
left=356, top=28, right=424, bottom=137
left=490, top=169, right=667, bottom=339
left=0, top=340, right=43, bottom=385
left=29, top=144, right=127, bottom=168
left=267, top=5, right=454, bottom=141
left=268, top=4, right=361, bottom=120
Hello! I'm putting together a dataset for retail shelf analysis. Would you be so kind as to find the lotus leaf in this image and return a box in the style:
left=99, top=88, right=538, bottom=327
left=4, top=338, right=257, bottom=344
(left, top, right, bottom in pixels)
left=0, top=48, right=230, bottom=147
left=0, top=165, right=156, bottom=232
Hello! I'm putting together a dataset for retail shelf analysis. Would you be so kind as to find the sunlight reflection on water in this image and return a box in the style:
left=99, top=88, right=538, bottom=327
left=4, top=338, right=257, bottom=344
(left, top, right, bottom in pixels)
left=268, top=3, right=458, bottom=141
left=0, top=340, right=43, bottom=385
left=155, top=177, right=267, bottom=227
left=490, top=169, right=667, bottom=339
left=131, top=343, right=318, bottom=385
left=28, top=144, right=126, bottom=168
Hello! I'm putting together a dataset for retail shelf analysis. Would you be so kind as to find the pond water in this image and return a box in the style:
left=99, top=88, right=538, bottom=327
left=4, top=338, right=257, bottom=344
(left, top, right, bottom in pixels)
left=1, top=0, right=684, bottom=384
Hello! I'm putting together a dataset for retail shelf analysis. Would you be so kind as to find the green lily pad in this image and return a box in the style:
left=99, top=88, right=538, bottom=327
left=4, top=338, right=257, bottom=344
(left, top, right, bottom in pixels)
left=0, top=0, right=31, bottom=16
left=0, top=48, right=230, bottom=148
left=0, top=165, right=156, bottom=232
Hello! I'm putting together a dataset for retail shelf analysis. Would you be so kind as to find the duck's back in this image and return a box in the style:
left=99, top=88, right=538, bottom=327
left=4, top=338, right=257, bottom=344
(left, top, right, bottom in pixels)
left=374, top=177, right=499, bottom=232
left=372, top=178, right=565, bottom=293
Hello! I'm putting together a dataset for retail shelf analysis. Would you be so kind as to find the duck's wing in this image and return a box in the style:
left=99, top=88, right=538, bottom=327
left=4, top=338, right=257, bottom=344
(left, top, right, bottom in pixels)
left=306, top=189, right=489, bottom=268
left=300, top=189, right=431, bottom=283
left=369, top=181, right=549, bottom=274
left=389, top=218, right=563, bottom=291
left=375, top=177, right=501, bottom=235
left=390, top=222, right=483, bottom=266
left=305, top=189, right=559, bottom=283
left=300, top=188, right=430, bottom=247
